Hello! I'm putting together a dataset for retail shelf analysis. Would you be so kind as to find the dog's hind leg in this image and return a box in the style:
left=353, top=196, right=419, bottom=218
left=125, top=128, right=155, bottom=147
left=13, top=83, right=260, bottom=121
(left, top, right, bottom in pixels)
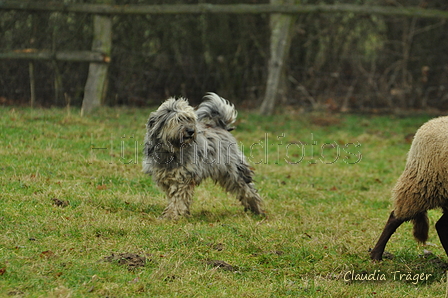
left=160, top=181, right=195, bottom=219
left=219, top=163, right=264, bottom=215
left=238, top=184, right=264, bottom=215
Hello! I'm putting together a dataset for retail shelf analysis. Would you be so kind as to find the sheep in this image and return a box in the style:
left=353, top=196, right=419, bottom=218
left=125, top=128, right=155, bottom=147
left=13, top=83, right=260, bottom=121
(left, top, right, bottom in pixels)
left=370, top=116, right=448, bottom=261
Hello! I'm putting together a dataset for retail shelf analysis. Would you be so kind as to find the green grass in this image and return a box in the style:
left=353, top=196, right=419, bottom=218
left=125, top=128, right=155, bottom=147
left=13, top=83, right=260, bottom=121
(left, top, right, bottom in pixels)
left=1, top=106, right=447, bottom=297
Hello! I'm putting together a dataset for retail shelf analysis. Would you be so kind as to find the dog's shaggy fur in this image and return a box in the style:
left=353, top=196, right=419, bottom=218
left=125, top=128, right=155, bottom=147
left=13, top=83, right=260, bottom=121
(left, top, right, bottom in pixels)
left=143, top=93, right=263, bottom=219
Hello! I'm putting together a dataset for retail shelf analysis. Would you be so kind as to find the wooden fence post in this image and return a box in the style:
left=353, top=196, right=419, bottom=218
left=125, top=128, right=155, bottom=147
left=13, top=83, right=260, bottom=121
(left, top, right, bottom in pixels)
left=29, top=62, right=36, bottom=107
left=81, top=6, right=112, bottom=116
left=260, top=0, right=296, bottom=116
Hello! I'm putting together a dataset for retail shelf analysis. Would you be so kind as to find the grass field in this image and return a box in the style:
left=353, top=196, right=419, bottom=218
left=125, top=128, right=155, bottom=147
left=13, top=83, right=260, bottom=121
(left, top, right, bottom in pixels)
left=1, top=106, right=447, bottom=297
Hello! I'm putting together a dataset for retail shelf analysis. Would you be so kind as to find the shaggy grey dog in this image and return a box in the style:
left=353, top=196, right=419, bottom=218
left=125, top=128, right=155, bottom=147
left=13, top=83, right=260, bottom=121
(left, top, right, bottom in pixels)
left=143, top=93, right=264, bottom=219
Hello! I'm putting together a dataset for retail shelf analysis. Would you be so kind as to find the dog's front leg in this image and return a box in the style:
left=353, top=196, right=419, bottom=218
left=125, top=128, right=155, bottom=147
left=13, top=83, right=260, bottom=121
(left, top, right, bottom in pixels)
left=161, top=180, right=195, bottom=219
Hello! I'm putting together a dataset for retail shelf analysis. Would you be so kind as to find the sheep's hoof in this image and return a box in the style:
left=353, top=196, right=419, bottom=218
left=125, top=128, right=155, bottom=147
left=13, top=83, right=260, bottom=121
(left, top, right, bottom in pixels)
left=369, top=248, right=383, bottom=261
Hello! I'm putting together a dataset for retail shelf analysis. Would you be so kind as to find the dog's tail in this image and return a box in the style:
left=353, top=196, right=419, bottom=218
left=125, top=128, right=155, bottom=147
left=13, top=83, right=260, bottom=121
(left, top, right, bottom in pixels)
left=196, top=93, right=237, bottom=131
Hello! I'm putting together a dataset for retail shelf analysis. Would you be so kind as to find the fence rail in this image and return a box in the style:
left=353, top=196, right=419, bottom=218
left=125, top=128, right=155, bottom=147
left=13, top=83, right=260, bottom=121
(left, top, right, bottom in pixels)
left=1, top=1, right=448, bottom=19
left=0, top=50, right=109, bottom=63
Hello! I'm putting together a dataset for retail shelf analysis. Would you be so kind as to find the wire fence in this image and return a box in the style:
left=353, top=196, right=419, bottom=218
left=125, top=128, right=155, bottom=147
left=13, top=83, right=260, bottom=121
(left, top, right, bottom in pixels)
left=1, top=0, right=448, bottom=111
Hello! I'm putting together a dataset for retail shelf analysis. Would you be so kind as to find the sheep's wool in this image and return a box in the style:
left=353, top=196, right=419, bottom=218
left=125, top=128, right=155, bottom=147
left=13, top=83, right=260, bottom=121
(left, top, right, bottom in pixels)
left=394, top=116, right=448, bottom=219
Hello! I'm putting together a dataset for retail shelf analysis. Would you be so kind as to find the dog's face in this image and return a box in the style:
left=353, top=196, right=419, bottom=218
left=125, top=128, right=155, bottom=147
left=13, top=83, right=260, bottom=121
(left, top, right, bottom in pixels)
left=146, top=97, right=197, bottom=149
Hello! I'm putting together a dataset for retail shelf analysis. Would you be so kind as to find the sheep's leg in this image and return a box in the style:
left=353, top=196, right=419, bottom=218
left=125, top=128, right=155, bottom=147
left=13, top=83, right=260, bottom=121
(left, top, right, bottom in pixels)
left=435, top=209, right=448, bottom=258
left=370, top=211, right=405, bottom=261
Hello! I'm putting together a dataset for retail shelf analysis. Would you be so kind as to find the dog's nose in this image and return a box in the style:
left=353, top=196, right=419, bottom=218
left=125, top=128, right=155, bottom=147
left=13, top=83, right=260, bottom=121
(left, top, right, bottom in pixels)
left=186, top=128, right=195, bottom=136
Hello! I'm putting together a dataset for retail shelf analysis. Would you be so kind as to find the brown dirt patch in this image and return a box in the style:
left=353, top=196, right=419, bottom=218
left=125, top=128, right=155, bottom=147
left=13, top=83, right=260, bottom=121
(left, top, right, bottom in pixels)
left=103, top=253, right=147, bottom=270
left=206, top=259, right=238, bottom=271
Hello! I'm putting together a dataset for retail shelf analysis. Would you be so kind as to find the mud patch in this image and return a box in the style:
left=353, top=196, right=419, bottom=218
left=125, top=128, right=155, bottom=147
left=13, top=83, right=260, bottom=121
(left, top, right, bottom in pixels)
left=51, top=198, right=69, bottom=207
left=7, top=289, right=24, bottom=296
left=103, top=253, right=147, bottom=270
left=208, top=242, right=225, bottom=251
left=420, top=250, right=448, bottom=270
left=206, top=259, right=238, bottom=272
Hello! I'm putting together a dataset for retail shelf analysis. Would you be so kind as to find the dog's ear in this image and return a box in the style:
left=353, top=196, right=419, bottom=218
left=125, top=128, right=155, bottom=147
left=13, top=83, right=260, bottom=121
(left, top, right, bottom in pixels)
left=175, top=97, right=189, bottom=106
left=144, top=139, right=155, bottom=156
left=146, top=114, right=156, bottom=129
left=144, top=116, right=158, bottom=156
